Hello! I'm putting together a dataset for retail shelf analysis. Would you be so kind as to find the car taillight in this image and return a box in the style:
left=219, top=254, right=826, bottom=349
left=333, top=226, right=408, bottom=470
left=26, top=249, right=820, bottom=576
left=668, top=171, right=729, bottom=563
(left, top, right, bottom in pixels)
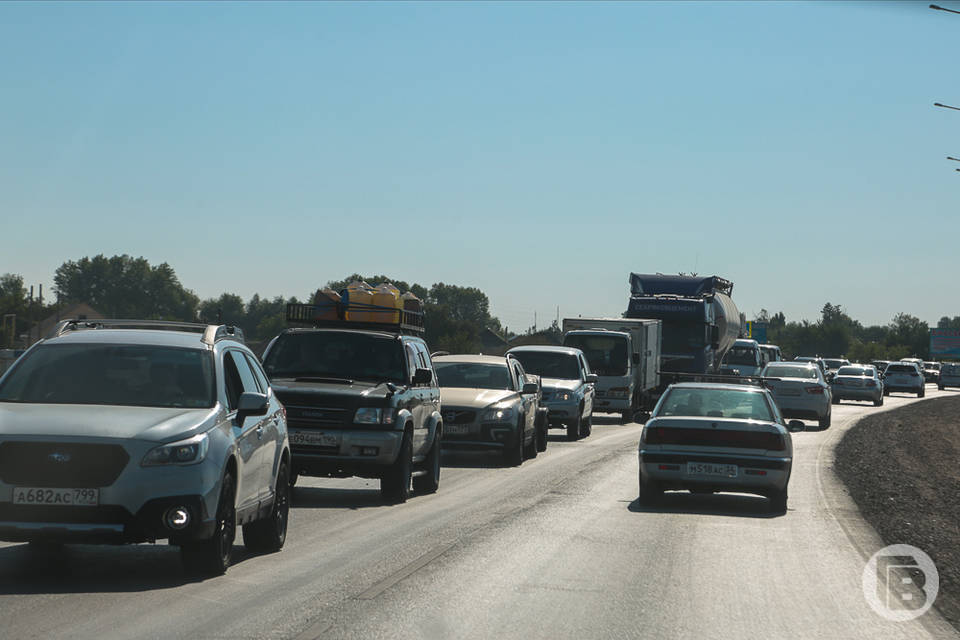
left=805, top=386, right=824, bottom=394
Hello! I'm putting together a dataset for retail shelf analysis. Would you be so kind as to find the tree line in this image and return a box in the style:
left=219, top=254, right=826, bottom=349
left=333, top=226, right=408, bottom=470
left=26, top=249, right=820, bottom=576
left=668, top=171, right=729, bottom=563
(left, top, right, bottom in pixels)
left=2, top=256, right=957, bottom=360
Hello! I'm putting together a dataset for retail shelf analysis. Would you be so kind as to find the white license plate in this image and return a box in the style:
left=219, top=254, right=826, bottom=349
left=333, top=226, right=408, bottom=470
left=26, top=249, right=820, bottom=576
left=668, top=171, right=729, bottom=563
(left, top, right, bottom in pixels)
left=446, top=424, right=472, bottom=435
left=12, top=487, right=99, bottom=506
left=290, top=431, right=341, bottom=447
left=686, top=462, right=738, bottom=478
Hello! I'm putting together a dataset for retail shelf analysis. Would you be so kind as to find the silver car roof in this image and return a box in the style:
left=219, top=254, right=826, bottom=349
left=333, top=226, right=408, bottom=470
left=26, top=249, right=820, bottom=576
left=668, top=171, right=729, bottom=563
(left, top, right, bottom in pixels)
left=40, top=329, right=215, bottom=350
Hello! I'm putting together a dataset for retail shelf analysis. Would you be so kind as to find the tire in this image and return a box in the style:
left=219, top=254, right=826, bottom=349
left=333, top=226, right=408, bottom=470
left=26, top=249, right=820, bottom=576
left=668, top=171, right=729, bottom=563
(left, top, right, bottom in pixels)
left=566, top=418, right=579, bottom=441
left=579, top=411, right=592, bottom=439
left=637, top=475, right=662, bottom=505
left=883, top=388, right=890, bottom=396
left=180, top=471, right=236, bottom=576
left=769, top=488, right=788, bottom=513
left=243, top=460, right=290, bottom=553
left=874, top=395, right=883, bottom=407
left=918, top=388, right=925, bottom=398
left=381, top=431, right=412, bottom=504
left=938, top=384, right=944, bottom=391
left=621, top=410, right=633, bottom=424
left=412, top=432, right=441, bottom=494
left=288, top=470, right=298, bottom=489
left=504, top=421, right=524, bottom=466
left=832, top=394, right=840, bottom=405
left=818, top=411, right=831, bottom=430
left=535, top=418, right=548, bottom=453
left=523, top=423, right=538, bottom=459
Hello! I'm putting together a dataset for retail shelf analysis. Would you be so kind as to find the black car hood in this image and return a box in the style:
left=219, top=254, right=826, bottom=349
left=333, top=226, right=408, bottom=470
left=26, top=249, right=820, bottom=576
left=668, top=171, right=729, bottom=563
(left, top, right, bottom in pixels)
left=270, top=379, right=397, bottom=405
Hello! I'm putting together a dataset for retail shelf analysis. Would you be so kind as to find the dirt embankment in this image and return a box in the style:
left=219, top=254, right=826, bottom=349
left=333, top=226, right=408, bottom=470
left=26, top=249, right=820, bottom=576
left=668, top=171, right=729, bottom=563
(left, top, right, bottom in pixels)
left=835, top=395, right=960, bottom=630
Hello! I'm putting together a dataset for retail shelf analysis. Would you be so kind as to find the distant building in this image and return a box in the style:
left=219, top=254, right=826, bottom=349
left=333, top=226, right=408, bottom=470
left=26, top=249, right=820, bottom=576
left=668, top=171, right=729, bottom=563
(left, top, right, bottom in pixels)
left=31, top=303, right=104, bottom=342
left=507, top=329, right=562, bottom=348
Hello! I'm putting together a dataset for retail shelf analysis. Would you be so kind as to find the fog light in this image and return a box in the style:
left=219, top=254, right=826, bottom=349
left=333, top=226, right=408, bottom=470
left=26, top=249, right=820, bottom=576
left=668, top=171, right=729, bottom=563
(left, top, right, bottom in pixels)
left=163, top=506, right=191, bottom=530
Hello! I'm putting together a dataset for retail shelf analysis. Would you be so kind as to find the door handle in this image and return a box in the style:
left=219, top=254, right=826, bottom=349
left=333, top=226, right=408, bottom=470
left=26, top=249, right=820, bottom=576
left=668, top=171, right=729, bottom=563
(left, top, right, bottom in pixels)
left=256, top=426, right=264, bottom=440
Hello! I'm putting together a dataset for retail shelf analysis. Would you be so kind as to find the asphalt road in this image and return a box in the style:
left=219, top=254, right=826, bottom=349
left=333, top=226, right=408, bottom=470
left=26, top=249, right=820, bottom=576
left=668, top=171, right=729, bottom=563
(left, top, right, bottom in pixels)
left=2, top=387, right=959, bottom=640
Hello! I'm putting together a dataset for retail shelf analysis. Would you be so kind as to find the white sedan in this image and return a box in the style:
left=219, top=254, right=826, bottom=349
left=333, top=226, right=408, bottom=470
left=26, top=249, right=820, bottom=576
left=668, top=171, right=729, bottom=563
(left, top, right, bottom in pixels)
left=638, top=382, right=803, bottom=512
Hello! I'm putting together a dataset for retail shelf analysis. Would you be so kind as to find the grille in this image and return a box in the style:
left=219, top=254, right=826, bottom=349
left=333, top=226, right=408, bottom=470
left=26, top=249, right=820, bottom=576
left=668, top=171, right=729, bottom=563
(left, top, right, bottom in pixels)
left=284, top=405, right=350, bottom=428
left=0, top=503, right=132, bottom=525
left=0, top=442, right=130, bottom=488
left=646, top=428, right=784, bottom=451
left=442, top=409, right=476, bottom=425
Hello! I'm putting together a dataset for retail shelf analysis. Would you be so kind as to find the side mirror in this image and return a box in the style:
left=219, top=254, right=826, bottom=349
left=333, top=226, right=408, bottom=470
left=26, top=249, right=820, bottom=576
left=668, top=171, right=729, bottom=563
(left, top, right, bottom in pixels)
left=413, top=368, right=433, bottom=385
left=521, top=382, right=538, bottom=395
left=632, top=353, right=640, bottom=365
left=787, top=420, right=805, bottom=433
left=585, top=373, right=599, bottom=384
left=237, top=391, right=269, bottom=422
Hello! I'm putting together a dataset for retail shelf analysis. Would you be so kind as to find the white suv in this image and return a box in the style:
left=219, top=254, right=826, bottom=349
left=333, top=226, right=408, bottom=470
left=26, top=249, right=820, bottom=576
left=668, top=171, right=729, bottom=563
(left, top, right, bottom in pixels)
left=882, top=362, right=925, bottom=398
left=0, top=320, right=291, bottom=575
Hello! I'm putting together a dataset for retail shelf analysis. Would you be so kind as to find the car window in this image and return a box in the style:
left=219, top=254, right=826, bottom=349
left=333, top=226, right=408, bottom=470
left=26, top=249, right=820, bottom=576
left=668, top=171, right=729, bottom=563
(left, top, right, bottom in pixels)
left=244, top=352, right=270, bottom=393
left=0, top=343, right=215, bottom=408
left=656, top=387, right=774, bottom=422
left=405, top=343, right=419, bottom=382
left=837, top=367, right=866, bottom=376
left=224, top=350, right=259, bottom=410
left=513, top=363, right=526, bottom=389
left=762, top=365, right=818, bottom=379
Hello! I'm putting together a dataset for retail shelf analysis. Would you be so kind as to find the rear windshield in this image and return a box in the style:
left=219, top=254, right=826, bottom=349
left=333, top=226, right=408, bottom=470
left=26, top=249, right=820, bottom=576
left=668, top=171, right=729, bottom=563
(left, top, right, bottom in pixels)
left=435, top=362, right=512, bottom=390
left=837, top=367, right=868, bottom=376
left=0, top=343, right=215, bottom=408
left=724, top=346, right=759, bottom=366
left=563, top=334, right=628, bottom=376
left=656, top=387, right=774, bottom=422
left=263, top=331, right=406, bottom=383
left=509, top=351, right=581, bottom=380
left=763, top=365, right=818, bottom=379
left=886, top=364, right=917, bottom=373
left=823, top=359, right=848, bottom=369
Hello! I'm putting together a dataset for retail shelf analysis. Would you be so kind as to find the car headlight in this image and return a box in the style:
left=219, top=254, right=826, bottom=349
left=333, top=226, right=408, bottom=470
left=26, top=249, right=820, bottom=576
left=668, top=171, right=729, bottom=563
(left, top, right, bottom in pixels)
left=609, top=387, right=630, bottom=398
left=354, top=407, right=395, bottom=424
left=552, top=391, right=573, bottom=402
left=142, top=433, right=209, bottom=466
left=481, top=405, right=516, bottom=422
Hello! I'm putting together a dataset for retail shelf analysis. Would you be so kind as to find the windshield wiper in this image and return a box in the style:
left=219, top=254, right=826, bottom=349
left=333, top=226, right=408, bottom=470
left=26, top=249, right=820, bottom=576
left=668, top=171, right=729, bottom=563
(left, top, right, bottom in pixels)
left=293, top=376, right=355, bottom=385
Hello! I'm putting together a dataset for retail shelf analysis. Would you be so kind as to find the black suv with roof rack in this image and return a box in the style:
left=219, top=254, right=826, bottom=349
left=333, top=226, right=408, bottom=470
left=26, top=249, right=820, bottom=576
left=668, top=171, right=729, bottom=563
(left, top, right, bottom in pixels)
left=260, top=304, right=442, bottom=503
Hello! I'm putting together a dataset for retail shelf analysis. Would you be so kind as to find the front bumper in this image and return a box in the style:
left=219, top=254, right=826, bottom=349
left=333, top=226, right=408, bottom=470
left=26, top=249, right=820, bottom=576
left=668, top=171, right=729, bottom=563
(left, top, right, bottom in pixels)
left=441, top=422, right=518, bottom=451
left=639, top=449, right=791, bottom=494
left=542, top=399, right=579, bottom=424
left=290, top=428, right=403, bottom=479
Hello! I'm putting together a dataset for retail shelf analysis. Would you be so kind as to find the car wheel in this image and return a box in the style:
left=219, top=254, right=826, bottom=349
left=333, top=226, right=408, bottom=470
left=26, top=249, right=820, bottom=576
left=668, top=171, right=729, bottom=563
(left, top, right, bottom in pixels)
left=938, top=384, right=944, bottom=391
left=918, top=387, right=925, bottom=398
left=180, top=471, right=236, bottom=576
left=874, top=395, right=883, bottom=407
left=580, top=411, right=592, bottom=438
left=769, top=488, right=788, bottom=513
left=504, top=421, right=524, bottom=466
left=412, top=431, right=441, bottom=494
left=818, top=411, right=831, bottom=430
left=883, top=388, right=890, bottom=396
left=523, top=422, right=538, bottom=460
left=535, top=417, right=548, bottom=453
left=243, top=460, right=290, bottom=553
left=288, top=470, right=298, bottom=489
left=637, top=475, right=662, bottom=505
left=381, top=431, right=412, bottom=504
left=566, top=417, right=580, bottom=441
left=621, top=410, right=633, bottom=424
left=832, top=394, right=840, bottom=405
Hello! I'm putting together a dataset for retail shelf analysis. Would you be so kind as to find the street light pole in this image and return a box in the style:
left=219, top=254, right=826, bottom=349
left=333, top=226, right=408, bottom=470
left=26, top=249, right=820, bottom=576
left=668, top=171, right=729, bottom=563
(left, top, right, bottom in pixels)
left=930, top=4, right=960, bottom=14
left=934, top=102, right=960, bottom=111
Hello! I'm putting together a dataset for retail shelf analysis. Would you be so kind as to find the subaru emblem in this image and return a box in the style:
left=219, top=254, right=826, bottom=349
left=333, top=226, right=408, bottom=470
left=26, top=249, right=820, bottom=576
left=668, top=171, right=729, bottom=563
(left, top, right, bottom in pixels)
left=48, top=452, right=71, bottom=463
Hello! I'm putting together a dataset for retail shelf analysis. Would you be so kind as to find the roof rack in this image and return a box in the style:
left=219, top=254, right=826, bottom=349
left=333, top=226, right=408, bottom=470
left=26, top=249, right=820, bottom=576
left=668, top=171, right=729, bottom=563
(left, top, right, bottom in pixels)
left=286, top=303, right=425, bottom=336
left=50, top=319, right=245, bottom=345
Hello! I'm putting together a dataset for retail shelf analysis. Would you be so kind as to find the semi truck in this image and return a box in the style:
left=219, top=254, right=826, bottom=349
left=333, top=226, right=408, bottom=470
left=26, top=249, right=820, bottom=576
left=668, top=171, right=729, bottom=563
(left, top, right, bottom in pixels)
left=624, top=273, right=740, bottom=377
left=561, top=317, right=662, bottom=423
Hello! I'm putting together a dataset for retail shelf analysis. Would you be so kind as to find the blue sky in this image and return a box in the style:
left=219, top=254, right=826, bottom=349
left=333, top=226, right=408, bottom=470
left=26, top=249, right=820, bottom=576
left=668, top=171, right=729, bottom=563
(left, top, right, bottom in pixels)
left=1, top=1, right=957, bottom=332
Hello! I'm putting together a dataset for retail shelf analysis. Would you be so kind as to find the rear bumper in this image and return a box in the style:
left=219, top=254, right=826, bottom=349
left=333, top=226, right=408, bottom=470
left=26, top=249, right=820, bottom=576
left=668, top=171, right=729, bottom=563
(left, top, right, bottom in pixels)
left=773, top=395, right=830, bottom=419
left=639, top=450, right=791, bottom=493
left=832, top=387, right=881, bottom=400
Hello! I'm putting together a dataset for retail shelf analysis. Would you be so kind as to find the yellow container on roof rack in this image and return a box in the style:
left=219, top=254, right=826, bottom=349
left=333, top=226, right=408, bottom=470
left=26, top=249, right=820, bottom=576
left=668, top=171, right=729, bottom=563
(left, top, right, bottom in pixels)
left=343, top=281, right=375, bottom=322
left=371, top=283, right=402, bottom=324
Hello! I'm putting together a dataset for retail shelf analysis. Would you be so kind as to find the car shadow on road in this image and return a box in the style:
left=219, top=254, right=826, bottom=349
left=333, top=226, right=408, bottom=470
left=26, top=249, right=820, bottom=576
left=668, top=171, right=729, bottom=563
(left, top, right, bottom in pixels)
left=0, top=542, right=261, bottom=594
left=439, top=450, right=511, bottom=469
left=627, top=493, right=783, bottom=519
left=291, top=486, right=388, bottom=510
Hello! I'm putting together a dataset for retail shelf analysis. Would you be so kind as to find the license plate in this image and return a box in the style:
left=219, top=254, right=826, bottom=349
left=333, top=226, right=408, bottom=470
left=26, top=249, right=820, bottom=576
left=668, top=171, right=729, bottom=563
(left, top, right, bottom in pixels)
left=12, top=487, right=99, bottom=506
left=686, top=462, right=737, bottom=478
left=446, top=424, right=472, bottom=435
left=290, top=431, right=341, bottom=447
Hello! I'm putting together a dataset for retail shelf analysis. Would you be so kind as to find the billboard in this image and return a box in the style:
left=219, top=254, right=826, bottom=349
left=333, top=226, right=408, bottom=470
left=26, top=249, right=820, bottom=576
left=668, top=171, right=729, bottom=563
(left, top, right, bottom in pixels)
left=930, top=328, right=960, bottom=358
left=745, top=321, right=768, bottom=344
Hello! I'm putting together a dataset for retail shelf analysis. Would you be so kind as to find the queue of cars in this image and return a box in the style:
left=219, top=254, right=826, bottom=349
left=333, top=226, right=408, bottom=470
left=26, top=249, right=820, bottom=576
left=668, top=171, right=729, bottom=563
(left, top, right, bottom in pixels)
left=1, top=311, right=954, bottom=572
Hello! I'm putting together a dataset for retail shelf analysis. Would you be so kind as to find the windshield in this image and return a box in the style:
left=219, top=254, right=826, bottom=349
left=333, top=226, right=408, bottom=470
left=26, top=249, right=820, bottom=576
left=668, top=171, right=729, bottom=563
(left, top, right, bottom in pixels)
left=435, top=362, right=511, bottom=390
left=263, top=331, right=405, bottom=383
left=662, top=322, right=705, bottom=353
left=563, top=334, right=628, bottom=376
left=763, top=364, right=819, bottom=379
left=656, top=387, right=773, bottom=421
left=943, top=364, right=960, bottom=375
left=0, top=344, right=215, bottom=408
left=837, top=367, right=867, bottom=376
left=723, top=346, right=759, bottom=366
left=509, top=351, right=580, bottom=380
left=823, top=359, right=848, bottom=369
left=924, top=362, right=940, bottom=370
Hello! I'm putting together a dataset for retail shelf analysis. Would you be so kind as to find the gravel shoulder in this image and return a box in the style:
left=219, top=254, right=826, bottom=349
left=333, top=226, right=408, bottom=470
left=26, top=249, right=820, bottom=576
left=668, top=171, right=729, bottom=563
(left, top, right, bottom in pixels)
left=835, top=394, right=960, bottom=631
